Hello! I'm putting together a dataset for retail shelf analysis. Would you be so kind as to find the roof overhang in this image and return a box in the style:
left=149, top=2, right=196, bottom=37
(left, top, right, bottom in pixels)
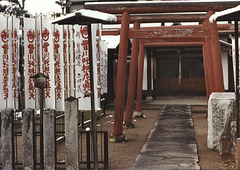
left=210, top=5, right=240, bottom=22
left=84, top=1, right=240, bottom=14
left=52, top=9, right=117, bottom=25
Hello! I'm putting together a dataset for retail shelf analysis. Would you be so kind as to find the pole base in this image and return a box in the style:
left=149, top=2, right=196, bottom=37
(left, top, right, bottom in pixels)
left=125, top=122, right=135, bottom=128
left=109, top=134, right=126, bottom=143
left=133, top=111, right=144, bottom=118
left=146, top=96, right=153, bottom=101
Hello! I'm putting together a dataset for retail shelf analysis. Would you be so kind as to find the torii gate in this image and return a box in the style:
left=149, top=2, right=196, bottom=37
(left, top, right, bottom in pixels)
left=85, top=0, right=240, bottom=141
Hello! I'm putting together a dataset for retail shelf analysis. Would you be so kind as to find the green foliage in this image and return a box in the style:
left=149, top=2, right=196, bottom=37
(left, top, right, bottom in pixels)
left=0, top=0, right=30, bottom=17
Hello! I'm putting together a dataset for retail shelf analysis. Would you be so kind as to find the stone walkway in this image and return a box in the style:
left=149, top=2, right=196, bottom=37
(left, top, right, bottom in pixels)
left=132, top=105, right=200, bottom=170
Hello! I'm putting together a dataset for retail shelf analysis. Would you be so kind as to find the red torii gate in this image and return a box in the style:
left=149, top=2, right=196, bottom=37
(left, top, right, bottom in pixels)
left=85, top=0, right=240, bottom=141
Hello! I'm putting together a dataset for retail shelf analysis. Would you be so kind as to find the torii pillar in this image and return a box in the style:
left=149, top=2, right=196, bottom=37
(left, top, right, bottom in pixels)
left=207, top=10, right=225, bottom=92
left=135, top=43, right=145, bottom=115
left=203, top=17, right=216, bottom=99
left=110, top=11, right=130, bottom=142
left=125, top=21, right=140, bottom=127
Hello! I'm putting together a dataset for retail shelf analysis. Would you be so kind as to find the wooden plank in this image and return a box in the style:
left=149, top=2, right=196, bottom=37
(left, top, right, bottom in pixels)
left=129, top=27, right=210, bottom=39
left=140, top=38, right=205, bottom=43
left=113, top=13, right=207, bottom=24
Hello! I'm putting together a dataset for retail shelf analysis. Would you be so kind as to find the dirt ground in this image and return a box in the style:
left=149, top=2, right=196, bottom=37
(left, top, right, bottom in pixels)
left=102, top=105, right=237, bottom=169
left=1, top=104, right=236, bottom=169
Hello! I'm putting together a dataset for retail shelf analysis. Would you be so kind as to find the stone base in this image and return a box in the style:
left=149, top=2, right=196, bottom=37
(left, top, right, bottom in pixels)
left=207, top=92, right=236, bottom=155
left=125, top=122, right=135, bottom=128
left=133, top=111, right=144, bottom=118
left=146, top=96, right=153, bottom=101
left=109, top=134, right=126, bottom=143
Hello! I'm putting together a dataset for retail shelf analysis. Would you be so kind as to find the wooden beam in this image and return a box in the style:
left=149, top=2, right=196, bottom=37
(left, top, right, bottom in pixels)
left=102, top=24, right=231, bottom=36
left=139, top=38, right=205, bottom=43
left=84, top=1, right=240, bottom=14
left=128, top=27, right=210, bottom=39
left=114, top=13, right=207, bottom=24
left=144, top=42, right=203, bottom=47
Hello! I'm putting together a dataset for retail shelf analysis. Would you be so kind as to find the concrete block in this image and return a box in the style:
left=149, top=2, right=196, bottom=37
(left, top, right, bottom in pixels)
left=65, top=97, right=79, bottom=170
left=22, top=109, right=35, bottom=170
left=43, top=109, right=56, bottom=170
left=207, top=92, right=236, bottom=155
left=1, top=108, right=15, bottom=170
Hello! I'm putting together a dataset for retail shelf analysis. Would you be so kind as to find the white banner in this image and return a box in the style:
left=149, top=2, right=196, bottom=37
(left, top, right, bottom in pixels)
left=74, top=24, right=100, bottom=110
left=63, top=25, right=70, bottom=99
left=75, top=25, right=91, bottom=110
left=92, top=24, right=101, bottom=110
left=54, top=25, right=65, bottom=111
left=100, top=40, right=108, bottom=94
left=24, top=17, right=36, bottom=109
left=7, top=16, right=14, bottom=109
left=11, top=16, right=20, bottom=110
left=0, top=15, right=8, bottom=111
left=41, top=15, right=55, bottom=109
left=68, top=25, right=75, bottom=97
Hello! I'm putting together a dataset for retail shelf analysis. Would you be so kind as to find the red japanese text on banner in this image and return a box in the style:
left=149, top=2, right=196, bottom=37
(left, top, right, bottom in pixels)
left=54, top=25, right=65, bottom=111
left=0, top=15, right=8, bottom=111
left=75, top=25, right=91, bottom=110
left=7, top=16, right=14, bottom=109
left=68, top=25, right=75, bottom=97
left=24, top=17, right=36, bottom=109
left=63, top=25, right=70, bottom=99
left=41, top=15, right=55, bottom=109
left=11, top=16, right=20, bottom=110
left=100, top=40, right=108, bottom=94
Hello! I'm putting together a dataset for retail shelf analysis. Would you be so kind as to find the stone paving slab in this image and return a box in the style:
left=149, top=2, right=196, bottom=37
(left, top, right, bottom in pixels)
left=132, top=105, right=200, bottom=170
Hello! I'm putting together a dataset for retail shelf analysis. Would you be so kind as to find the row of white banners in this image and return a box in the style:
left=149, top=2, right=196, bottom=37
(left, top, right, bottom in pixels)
left=0, top=14, right=108, bottom=111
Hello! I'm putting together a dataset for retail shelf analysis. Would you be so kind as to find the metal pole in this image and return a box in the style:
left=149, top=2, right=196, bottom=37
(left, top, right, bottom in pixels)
left=235, top=20, right=239, bottom=138
left=87, top=24, right=98, bottom=169
left=40, top=88, right=44, bottom=169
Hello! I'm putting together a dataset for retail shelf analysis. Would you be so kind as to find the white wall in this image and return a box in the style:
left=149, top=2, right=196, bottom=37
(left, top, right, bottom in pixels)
left=221, top=50, right=229, bottom=90
left=143, top=50, right=148, bottom=90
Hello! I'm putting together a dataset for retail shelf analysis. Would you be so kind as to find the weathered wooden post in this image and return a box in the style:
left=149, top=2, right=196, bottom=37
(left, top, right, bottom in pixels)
left=43, top=109, right=56, bottom=169
left=135, top=43, right=145, bottom=116
left=1, top=108, right=15, bottom=170
left=112, top=11, right=130, bottom=142
left=22, top=108, right=36, bottom=170
left=125, top=21, right=140, bottom=127
left=65, top=97, right=79, bottom=170
left=207, top=10, right=225, bottom=92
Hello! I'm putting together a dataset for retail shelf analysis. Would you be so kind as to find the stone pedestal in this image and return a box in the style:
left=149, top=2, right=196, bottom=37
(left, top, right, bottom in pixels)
left=109, top=134, right=126, bottom=143
left=133, top=111, right=144, bottom=118
left=207, top=92, right=236, bottom=155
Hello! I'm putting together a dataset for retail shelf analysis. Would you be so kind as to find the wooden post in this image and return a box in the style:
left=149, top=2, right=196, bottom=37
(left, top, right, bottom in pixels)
left=207, top=10, right=225, bottom=92
left=202, top=17, right=216, bottom=99
left=65, top=97, right=79, bottom=169
left=202, top=42, right=210, bottom=99
left=125, top=21, right=140, bottom=127
left=1, top=109, right=15, bottom=170
left=43, top=109, right=56, bottom=170
left=135, top=43, right=145, bottom=115
left=112, top=11, right=130, bottom=140
left=22, top=109, right=36, bottom=170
